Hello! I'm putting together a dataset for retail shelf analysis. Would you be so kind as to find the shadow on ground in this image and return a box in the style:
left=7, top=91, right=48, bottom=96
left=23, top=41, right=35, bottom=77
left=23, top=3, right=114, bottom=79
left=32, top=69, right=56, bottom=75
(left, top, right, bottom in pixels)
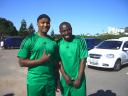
left=3, top=93, right=14, bottom=96
left=88, top=89, right=116, bottom=96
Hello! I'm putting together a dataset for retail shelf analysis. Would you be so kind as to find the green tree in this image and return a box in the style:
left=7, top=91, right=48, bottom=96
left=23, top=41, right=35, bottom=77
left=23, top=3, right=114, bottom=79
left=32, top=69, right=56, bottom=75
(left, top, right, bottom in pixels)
left=18, top=19, right=28, bottom=37
left=28, top=23, right=35, bottom=34
left=0, top=17, right=18, bottom=37
left=50, top=29, right=54, bottom=37
left=125, top=27, right=128, bottom=33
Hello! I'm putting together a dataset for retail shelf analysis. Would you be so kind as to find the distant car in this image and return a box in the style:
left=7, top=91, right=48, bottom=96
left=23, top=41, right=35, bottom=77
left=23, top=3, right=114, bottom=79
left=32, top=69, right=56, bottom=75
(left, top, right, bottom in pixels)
left=3, top=36, right=23, bottom=49
left=84, top=38, right=102, bottom=50
left=87, top=37, right=128, bottom=71
left=0, top=41, right=4, bottom=48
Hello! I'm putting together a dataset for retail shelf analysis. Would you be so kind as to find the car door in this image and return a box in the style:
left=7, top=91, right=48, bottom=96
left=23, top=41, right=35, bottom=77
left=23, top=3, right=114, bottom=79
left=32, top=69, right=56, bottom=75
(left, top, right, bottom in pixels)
left=122, top=41, right=128, bottom=64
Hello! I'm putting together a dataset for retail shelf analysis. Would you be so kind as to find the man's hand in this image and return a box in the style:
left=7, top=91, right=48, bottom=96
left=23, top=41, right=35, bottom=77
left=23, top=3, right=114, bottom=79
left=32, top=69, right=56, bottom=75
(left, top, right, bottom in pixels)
left=73, top=79, right=80, bottom=88
left=64, top=75, right=72, bottom=85
left=40, top=51, right=51, bottom=63
left=56, top=80, right=61, bottom=92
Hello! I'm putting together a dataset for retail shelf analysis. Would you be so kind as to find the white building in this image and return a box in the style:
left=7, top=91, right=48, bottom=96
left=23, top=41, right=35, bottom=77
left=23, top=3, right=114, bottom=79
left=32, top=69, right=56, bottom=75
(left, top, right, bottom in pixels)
left=107, top=26, right=125, bottom=35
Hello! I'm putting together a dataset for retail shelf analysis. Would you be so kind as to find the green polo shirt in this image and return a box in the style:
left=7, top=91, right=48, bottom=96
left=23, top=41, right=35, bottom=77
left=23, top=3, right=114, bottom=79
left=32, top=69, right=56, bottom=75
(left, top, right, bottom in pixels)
left=58, top=36, right=88, bottom=80
left=17, top=33, right=59, bottom=84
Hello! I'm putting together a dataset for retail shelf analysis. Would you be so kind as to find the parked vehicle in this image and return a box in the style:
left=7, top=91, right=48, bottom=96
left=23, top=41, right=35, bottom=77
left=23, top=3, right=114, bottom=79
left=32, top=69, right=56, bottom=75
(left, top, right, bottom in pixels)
left=3, top=36, right=23, bottom=49
left=0, top=41, right=4, bottom=48
left=87, top=37, right=128, bottom=71
left=84, top=38, right=102, bottom=50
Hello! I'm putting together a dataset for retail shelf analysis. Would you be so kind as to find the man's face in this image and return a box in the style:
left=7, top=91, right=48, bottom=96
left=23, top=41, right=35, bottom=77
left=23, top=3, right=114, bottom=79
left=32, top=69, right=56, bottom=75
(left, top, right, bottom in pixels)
left=60, top=24, right=72, bottom=41
left=37, top=18, right=50, bottom=33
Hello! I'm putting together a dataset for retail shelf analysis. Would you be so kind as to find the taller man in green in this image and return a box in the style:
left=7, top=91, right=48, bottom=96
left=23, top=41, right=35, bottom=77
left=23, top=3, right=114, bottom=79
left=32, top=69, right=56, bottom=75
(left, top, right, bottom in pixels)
left=58, top=22, right=88, bottom=96
left=17, top=14, right=59, bottom=96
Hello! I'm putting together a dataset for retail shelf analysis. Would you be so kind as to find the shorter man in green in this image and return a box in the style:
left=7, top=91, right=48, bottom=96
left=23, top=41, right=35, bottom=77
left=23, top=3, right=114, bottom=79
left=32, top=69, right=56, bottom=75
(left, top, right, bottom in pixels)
left=58, top=22, right=88, bottom=96
left=17, top=14, right=59, bottom=96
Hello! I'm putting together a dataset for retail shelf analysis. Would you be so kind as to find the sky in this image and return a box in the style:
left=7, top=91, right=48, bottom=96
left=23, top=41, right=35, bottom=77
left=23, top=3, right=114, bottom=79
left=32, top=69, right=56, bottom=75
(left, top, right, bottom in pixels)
left=0, top=0, right=128, bottom=35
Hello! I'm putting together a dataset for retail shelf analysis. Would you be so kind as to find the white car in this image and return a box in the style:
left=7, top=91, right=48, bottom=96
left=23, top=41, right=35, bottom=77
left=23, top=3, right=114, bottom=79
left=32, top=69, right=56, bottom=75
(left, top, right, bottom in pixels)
left=87, top=37, right=128, bottom=71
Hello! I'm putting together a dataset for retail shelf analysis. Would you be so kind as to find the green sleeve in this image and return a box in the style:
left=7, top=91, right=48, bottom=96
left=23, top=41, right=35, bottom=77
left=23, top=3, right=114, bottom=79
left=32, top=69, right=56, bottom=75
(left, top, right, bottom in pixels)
left=17, top=37, right=31, bottom=59
left=80, top=38, right=88, bottom=59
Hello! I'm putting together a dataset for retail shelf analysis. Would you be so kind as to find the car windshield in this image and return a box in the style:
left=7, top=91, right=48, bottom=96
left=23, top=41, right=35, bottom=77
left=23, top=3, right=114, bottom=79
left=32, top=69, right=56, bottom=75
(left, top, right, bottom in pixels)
left=96, top=40, right=122, bottom=50
left=85, top=38, right=102, bottom=50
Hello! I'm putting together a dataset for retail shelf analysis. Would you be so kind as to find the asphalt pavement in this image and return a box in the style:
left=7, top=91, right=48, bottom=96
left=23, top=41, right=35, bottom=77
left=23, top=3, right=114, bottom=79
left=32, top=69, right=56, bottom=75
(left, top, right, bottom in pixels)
left=0, top=49, right=128, bottom=96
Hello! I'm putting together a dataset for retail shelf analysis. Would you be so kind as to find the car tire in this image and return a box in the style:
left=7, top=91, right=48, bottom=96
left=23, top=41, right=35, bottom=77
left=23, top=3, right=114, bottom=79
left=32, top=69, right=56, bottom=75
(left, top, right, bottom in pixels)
left=4, top=45, right=8, bottom=49
left=114, top=59, right=121, bottom=71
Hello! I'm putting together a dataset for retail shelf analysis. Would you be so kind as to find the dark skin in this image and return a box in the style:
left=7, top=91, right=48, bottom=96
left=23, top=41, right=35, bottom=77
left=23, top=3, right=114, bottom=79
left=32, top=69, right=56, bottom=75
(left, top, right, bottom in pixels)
left=18, top=18, right=51, bottom=67
left=59, top=24, right=72, bottom=42
left=59, top=23, right=86, bottom=88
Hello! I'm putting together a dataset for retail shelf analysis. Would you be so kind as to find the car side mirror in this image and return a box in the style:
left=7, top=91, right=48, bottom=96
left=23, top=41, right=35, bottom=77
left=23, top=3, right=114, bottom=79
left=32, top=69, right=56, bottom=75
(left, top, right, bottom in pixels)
left=123, top=47, right=128, bottom=51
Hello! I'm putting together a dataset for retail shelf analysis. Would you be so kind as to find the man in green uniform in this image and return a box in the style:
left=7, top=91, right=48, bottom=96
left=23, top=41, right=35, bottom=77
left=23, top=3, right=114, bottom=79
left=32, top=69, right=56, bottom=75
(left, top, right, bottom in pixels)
left=58, top=22, right=88, bottom=96
left=17, top=14, right=59, bottom=96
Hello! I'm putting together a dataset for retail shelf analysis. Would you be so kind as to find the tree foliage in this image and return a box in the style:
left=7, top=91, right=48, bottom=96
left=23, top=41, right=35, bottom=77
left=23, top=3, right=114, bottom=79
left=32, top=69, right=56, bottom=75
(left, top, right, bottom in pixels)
left=28, top=23, right=35, bottom=34
left=50, top=30, right=54, bottom=37
left=125, top=27, right=128, bottom=33
left=18, top=19, right=27, bottom=37
left=81, top=33, right=128, bottom=40
left=18, top=19, right=35, bottom=37
left=0, top=17, right=18, bottom=37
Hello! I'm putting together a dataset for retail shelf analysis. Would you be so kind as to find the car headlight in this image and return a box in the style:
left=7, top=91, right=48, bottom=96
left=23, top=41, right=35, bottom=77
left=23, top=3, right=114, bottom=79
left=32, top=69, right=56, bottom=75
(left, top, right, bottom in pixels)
left=106, top=54, right=114, bottom=58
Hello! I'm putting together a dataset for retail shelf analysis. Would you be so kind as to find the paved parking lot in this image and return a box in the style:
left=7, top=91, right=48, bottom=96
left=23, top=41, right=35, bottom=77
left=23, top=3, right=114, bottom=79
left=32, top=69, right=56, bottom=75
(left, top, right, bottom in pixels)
left=0, top=49, right=61, bottom=96
left=0, top=49, right=128, bottom=96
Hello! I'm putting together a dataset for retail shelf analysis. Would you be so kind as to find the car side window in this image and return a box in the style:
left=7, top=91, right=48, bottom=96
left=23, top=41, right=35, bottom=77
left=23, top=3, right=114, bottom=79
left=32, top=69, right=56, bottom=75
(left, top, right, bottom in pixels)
left=123, top=41, right=128, bottom=48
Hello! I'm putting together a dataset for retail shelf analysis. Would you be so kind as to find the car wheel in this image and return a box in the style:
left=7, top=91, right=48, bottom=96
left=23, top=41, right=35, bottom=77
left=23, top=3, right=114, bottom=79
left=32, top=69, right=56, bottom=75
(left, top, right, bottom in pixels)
left=4, top=45, right=8, bottom=49
left=114, top=60, right=121, bottom=71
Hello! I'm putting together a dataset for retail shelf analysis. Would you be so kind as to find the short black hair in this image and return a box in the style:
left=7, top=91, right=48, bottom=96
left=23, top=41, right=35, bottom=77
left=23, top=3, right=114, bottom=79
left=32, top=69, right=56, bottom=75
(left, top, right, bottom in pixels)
left=37, top=14, right=51, bottom=23
left=59, top=22, right=72, bottom=30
